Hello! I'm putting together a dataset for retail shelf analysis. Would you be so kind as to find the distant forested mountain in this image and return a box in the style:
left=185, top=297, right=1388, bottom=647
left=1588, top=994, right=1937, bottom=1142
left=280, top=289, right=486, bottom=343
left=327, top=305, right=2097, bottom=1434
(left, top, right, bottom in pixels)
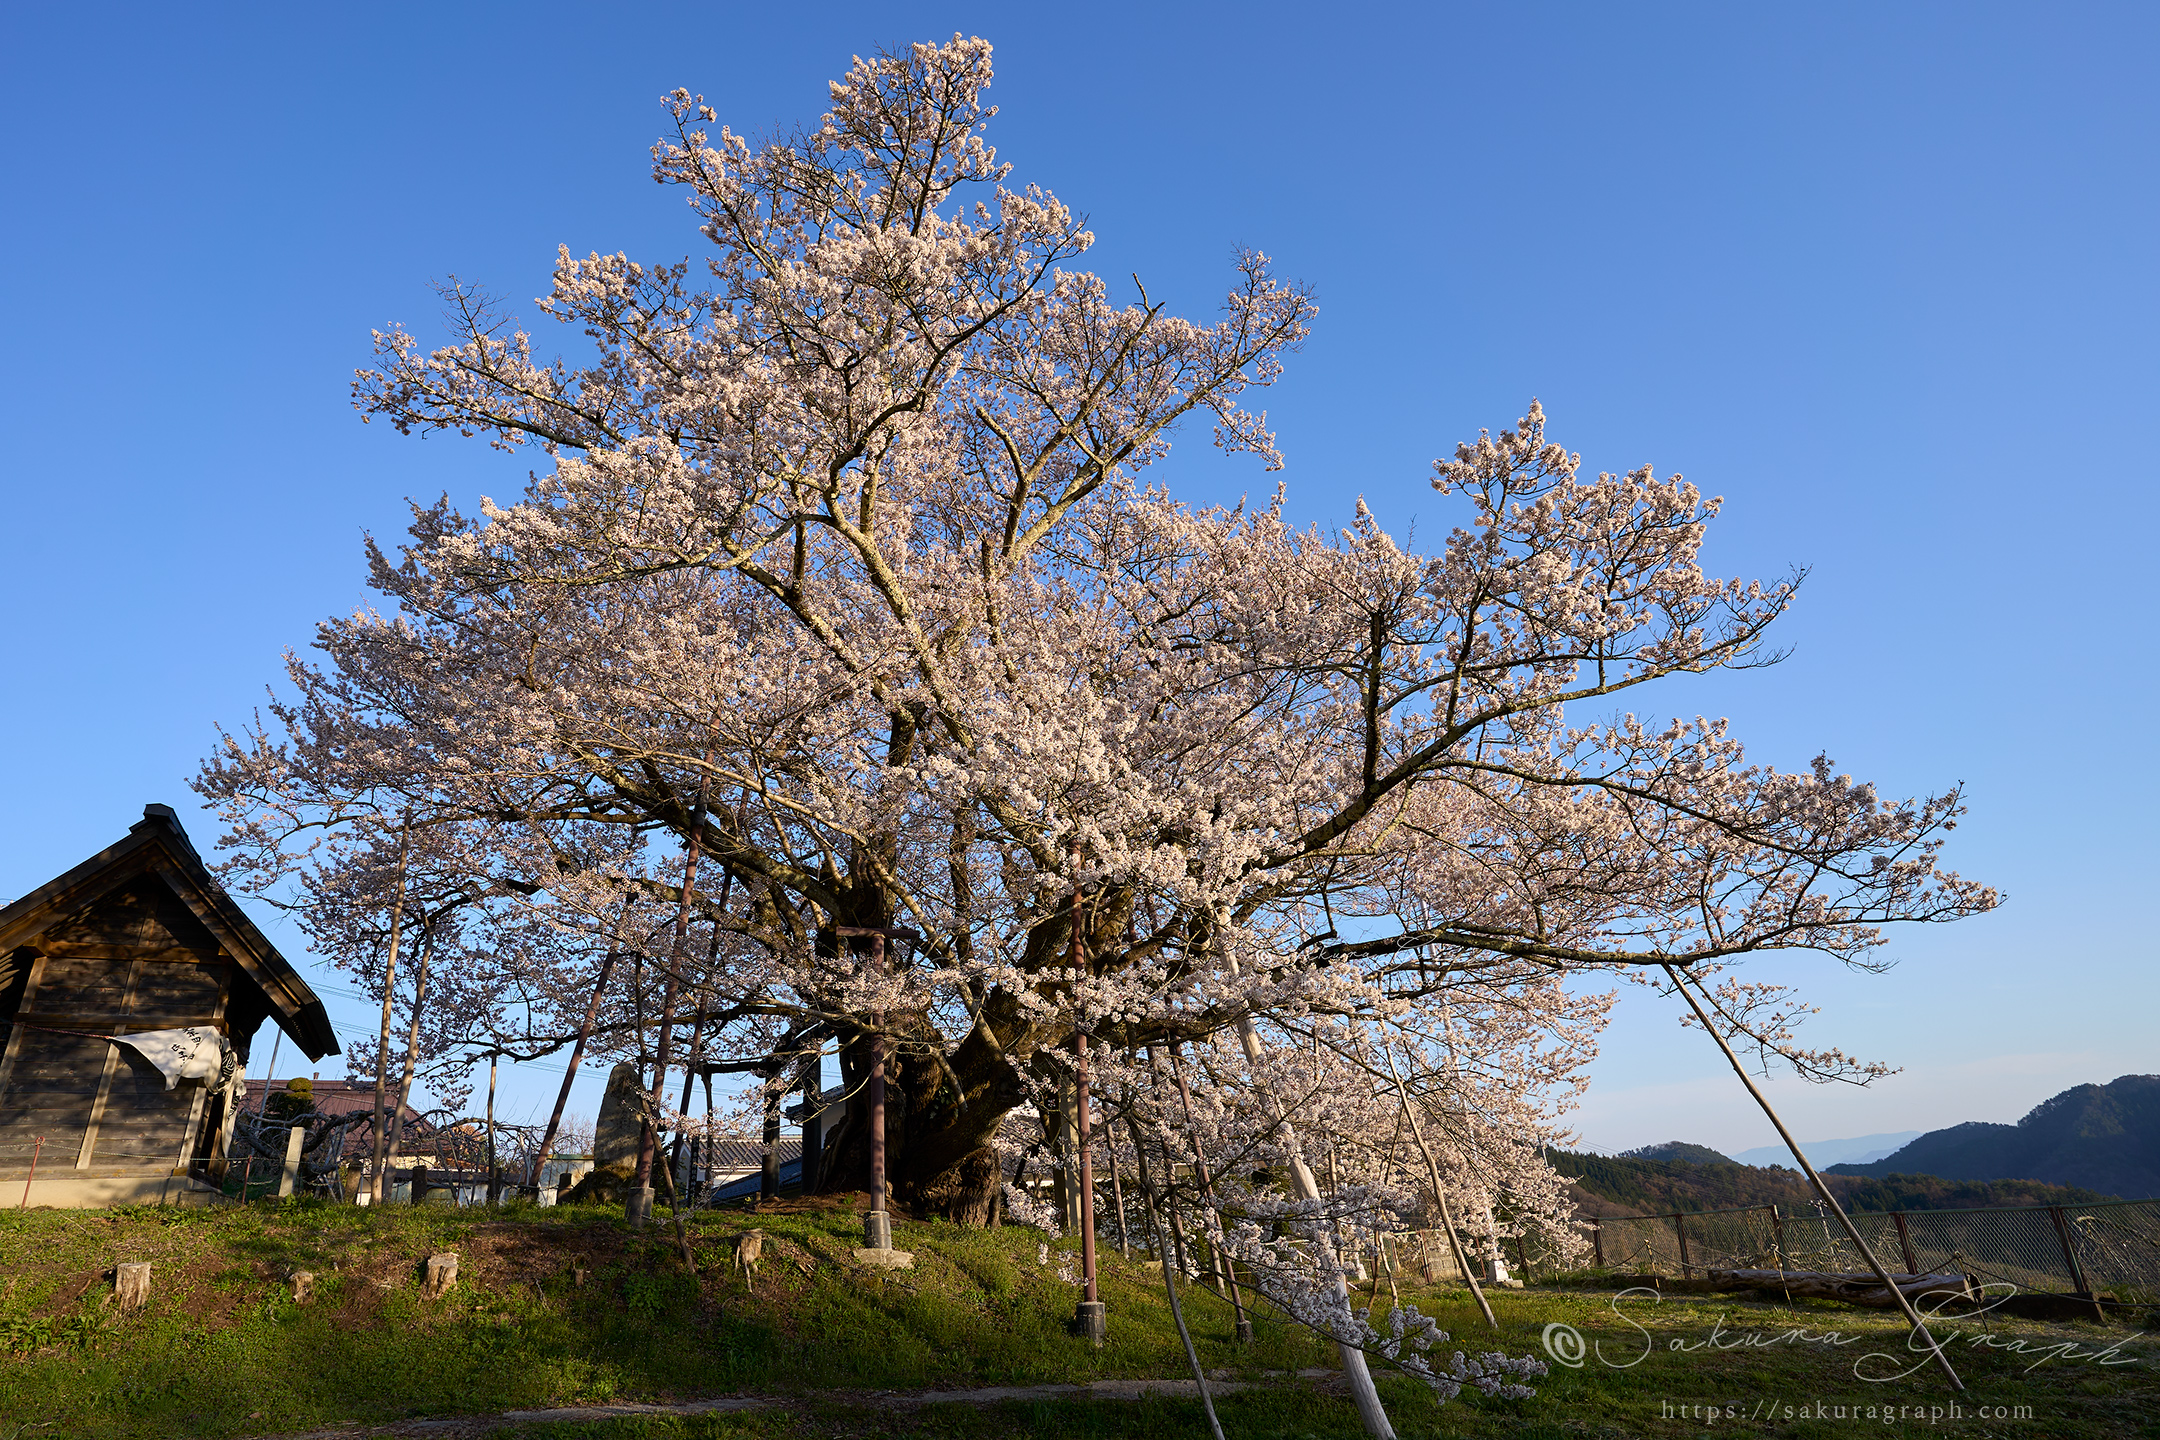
left=1548, top=1149, right=2121, bottom=1217
left=1825, top=1075, right=2159, bottom=1198
left=1732, top=1132, right=1920, bottom=1168
left=1620, top=1141, right=1735, bottom=1165
left=1550, top=1148, right=1811, bottom=1215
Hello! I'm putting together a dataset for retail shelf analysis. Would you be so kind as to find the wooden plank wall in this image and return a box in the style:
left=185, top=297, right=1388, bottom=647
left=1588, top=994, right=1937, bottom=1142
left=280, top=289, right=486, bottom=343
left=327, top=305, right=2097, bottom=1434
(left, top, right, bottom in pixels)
left=0, top=1022, right=104, bottom=1166
left=0, top=876, right=235, bottom=1172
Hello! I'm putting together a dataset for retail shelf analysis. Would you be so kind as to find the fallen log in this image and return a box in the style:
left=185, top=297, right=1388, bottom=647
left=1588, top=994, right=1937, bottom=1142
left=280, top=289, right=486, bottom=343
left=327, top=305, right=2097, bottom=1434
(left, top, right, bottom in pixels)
left=1703, top=1268, right=1975, bottom=1307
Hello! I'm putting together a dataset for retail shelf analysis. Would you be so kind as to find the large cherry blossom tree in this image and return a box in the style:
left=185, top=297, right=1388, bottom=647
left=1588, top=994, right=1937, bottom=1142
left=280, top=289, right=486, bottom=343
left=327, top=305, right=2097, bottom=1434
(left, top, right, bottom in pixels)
left=198, top=36, right=1995, bottom=1247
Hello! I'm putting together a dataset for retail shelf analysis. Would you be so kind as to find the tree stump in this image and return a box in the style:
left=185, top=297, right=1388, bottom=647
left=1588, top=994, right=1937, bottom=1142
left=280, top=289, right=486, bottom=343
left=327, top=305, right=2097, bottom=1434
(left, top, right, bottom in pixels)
left=423, top=1253, right=458, bottom=1298
left=291, top=1271, right=315, bottom=1304
left=114, top=1262, right=151, bottom=1311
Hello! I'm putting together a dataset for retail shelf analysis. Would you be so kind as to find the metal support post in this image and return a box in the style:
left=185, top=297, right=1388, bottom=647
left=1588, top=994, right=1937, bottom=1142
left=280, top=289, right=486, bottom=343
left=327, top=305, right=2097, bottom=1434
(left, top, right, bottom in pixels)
left=834, top=925, right=916, bottom=1251
left=867, top=933, right=888, bottom=1247
left=1074, top=1034, right=1104, bottom=1343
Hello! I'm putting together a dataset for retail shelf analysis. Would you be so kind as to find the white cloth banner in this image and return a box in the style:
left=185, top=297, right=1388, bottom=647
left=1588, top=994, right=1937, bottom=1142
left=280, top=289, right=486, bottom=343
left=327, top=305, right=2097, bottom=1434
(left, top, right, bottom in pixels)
left=115, top=1027, right=237, bottom=1093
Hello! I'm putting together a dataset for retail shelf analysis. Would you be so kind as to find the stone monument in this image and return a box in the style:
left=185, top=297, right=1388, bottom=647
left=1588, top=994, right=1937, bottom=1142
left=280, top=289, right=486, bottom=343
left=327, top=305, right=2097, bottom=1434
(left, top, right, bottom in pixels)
left=595, top=1062, right=645, bottom=1171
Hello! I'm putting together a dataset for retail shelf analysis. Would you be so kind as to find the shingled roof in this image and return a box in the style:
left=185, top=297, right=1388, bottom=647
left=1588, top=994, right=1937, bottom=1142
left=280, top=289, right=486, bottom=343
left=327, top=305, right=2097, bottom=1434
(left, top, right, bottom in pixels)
left=0, top=805, right=338, bottom=1059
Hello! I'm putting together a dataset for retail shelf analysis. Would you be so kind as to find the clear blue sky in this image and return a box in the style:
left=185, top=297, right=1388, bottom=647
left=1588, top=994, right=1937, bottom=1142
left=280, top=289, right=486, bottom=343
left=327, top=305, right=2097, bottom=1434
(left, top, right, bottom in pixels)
left=3, top=3, right=2153, bottom=1156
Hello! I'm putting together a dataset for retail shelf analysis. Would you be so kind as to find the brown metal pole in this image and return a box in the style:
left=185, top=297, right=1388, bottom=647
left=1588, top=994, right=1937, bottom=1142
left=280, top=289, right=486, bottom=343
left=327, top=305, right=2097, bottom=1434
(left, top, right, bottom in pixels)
left=1675, top=1212, right=1692, bottom=1279
left=868, top=932, right=888, bottom=1225
left=19, top=1134, right=42, bottom=1208
left=1592, top=1217, right=1604, bottom=1268
left=1076, top=1036, right=1098, bottom=1298
left=1074, top=1031, right=1106, bottom=1342
left=1070, top=861, right=1101, bottom=1335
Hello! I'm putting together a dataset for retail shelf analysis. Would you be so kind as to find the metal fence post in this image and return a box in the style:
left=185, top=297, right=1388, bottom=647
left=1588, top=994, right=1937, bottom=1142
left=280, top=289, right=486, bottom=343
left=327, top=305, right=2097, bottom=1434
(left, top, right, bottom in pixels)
left=1771, top=1205, right=1786, bottom=1272
left=1674, top=1213, right=1693, bottom=1279
left=1893, top=1211, right=1920, bottom=1276
left=1593, top=1218, right=1605, bottom=1269
left=2048, top=1206, right=2105, bottom=1321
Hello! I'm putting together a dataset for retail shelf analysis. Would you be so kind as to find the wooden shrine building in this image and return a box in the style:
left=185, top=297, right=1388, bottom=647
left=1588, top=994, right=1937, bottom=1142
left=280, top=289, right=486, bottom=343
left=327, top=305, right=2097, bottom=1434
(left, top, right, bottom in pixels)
left=0, top=805, right=338, bottom=1206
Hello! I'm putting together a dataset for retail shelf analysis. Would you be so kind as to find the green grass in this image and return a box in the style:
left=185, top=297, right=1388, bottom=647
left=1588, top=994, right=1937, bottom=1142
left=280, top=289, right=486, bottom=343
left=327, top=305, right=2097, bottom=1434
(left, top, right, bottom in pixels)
left=0, top=1199, right=2153, bottom=1438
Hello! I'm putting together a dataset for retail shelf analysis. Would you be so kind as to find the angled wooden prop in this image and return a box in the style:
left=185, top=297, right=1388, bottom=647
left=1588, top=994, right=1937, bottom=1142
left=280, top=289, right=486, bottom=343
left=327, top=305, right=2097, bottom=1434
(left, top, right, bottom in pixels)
left=1667, top=965, right=1963, bottom=1392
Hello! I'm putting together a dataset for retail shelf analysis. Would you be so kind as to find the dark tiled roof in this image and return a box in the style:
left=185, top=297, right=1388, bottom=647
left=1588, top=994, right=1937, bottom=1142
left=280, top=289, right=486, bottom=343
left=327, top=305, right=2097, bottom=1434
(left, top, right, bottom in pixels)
left=702, top=1138, right=802, bottom=1170
left=241, top=1078, right=427, bottom=1129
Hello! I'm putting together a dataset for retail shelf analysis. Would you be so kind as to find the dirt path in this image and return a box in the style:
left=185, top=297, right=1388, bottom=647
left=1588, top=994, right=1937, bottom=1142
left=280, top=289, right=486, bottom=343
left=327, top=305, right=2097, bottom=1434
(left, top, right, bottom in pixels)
left=262, top=1371, right=1338, bottom=1439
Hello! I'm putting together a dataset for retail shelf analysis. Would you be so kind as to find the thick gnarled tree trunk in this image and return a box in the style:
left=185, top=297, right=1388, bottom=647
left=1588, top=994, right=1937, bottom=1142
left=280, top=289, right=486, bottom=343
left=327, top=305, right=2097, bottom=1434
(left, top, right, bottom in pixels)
left=808, top=1006, right=1034, bottom=1222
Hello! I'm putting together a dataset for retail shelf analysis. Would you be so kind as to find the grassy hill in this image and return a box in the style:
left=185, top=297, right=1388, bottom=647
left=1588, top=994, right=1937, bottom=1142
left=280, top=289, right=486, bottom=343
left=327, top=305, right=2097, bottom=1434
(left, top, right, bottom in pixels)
left=1827, top=1075, right=2160, bottom=1197
left=0, top=1195, right=2151, bottom=1440
left=3, top=1195, right=2155, bottom=1440
left=0, top=1194, right=1332, bottom=1438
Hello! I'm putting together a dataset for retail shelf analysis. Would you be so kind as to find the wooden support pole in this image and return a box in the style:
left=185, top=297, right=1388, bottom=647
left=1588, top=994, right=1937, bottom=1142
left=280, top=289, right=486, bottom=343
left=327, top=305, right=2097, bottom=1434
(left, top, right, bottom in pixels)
left=1668, top=965, right=1963, bottom=1391
left=1893, top=1211, right=1921, bottom=1278
left=635, top=795, right=710, bottom=1226
left=1168, top=1042, right=1252, bottom=1342
left=484, top=1053, right=500, bottom=1207
left=1125, top=1112, right=1225, bottom=1440
left=1105, top=1130, right=1130, bottom=1260
left=1380, top=1038, right=1496, bottom=1330
left=1074, top=1036, right=1103, bottom=1341
left=1230, top=979, right=1396, bottom=1438
left=2049, top=1206, right=2106, bottom=1321
left=672, top=894, right=727, bottom=1197
left=366, top=823, right=413, bottom=1208
left=529, top=901, right=629, bottom=1186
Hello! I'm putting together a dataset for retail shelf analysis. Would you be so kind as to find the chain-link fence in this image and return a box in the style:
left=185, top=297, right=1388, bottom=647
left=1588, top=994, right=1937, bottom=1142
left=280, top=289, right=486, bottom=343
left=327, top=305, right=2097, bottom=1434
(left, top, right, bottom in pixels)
left=1577, top=1199, right=2160, bottom=1305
